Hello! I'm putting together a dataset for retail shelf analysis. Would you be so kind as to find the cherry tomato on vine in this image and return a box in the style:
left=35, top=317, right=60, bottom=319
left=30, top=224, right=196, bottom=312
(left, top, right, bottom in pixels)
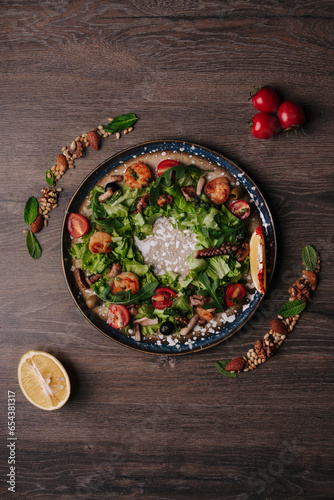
left=251, top=86, right=280, bottom=113
left=152, top=287, right=177, bottom=309
left=229, top=200, right=251, bottom=220
left=277, top=101, right=305, bottom=130
left=249, top=112, right=281, bottom=139
left=107, top=304, right=130, bottom=329
left=67, top=213, right=89, bottom=238
left=225, top=283, right=246, bottom=308
left=157, top=159, right=181, bottom=177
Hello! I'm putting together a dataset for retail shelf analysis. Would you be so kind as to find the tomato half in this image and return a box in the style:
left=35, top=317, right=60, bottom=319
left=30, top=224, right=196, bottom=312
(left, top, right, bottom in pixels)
left=277, top=101, right=305, bottom=130
left=152, top=287, right=177, bottom=309
left=251, top=86, right=280, bottom=113
left=157, top=159, right=181, bottom=177
left=229, top=200, right=251, bottom=220
left=225, top=283, right=246, bottom=308
left=107, top=304, right=130, bottom=329
left=67, top=213, right=89, bottom=238
left=250, top=112, right=281, bottom=139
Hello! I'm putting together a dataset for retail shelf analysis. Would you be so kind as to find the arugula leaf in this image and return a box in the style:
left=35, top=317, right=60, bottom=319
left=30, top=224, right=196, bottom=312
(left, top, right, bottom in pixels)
left=93, top=281, right=159, bottom=305
left=149, top=164, right=201, bottom=204
left=24, top=197, right=39, bottom=225
left=26, top=231, right=42, bottom=259
left=215, top=360, right=237, bottom=378
left=302, top=245, right=317, bottom=272
left=46, top=170, right=54, bottom=187
left=197, top=272, right=225, bottom=313
left=94, top=217, right=124, bottom=232
left=277, top=300, right=306, bottom=317
left=215, top=220, right=246, bottom=247
left=103, top=113, right=138, bottom=134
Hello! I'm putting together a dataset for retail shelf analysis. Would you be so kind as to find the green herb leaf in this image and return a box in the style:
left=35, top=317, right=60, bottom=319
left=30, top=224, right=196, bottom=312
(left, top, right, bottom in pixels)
left=149, top=164, right=200, bottom=204
left=93, top=281, right=159, bottom=305
left=24, top=196, right=39, bottom=225
left=26, top=231, right=42, bottom=259
left=302, top=245, right=317, bottom=272
left=197, top=272, right=224, bottom=313
left=215, top=360, right=237, bottom=378
left=277, top=300, right=306, bottom=318
left=103, top=113, right=138, bottom=134
left=46, top=170, right=54, bottom=187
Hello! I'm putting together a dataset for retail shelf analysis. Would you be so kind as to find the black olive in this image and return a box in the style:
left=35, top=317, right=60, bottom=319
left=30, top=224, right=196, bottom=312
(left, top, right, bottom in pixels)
left=160, top=321, right=175, bottom=335
left=105, top=182, right=121, bottom=193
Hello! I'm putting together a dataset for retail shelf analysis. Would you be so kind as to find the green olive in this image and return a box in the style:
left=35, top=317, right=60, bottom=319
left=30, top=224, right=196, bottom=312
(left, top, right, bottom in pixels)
left=230, top=187, right=243, bottom=200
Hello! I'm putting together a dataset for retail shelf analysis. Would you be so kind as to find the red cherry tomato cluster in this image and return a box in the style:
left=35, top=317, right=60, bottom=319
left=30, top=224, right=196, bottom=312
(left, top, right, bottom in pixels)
left=249, top=86, right=305, bottom=139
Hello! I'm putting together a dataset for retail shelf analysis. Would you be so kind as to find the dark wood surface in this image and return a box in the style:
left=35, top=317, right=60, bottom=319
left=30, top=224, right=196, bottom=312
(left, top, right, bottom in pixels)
left=1, top=1, right=334, bottom=499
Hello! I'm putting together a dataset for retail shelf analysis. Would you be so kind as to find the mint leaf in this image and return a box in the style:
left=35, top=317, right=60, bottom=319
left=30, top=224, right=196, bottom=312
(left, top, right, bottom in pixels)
left=302, top=245, right=317, bottom=272
left=215, top=360, right=237, bottom=378
left=197, top=272, right=224, bottom=313
left=46, top=170, right=54, bottom=187
left=278, top=300, right=306, bottom=318
left=103, top=113, right=138, bottom=134
left=24, top=197, right=38, bottom=225
left=26, top=231, right=42, bottom=259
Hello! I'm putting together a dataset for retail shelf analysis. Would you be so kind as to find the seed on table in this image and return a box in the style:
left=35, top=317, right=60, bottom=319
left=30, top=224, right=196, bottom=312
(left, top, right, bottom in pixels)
left=43, top=210, right=49, bottom=215
left=123, top=129, right=128, bottom=135
left=103, top=132, right=108, bottom=138
left=128, top=127, right=133, bottom=132
left=278, top=315, right=283, bottom=320
left=69, top=164, right=75, bottom=169
left=44, top=219, right=48, bottom=227
left=108, top=117, right=113, bottom=121
left=56, top=187, right=62, bottom=192
left=98, top=125, right=103, bottom=130
left=244, top=368, right=249, bottom=372
left=38, top=207, right=43, bottom=214
left=75, top=136, right=81, bottom=142
left=85, top=141, right=89, bottom=147
left=23, top=229, right=29, bottom=234
left=264, top=333, right=270, bottom=339
left=62, top=146, right=67, bottom=151
left=44, top=214, right=49, bottom=219
left=82, top=133, right=87, bottom=137
left=53, top=204, right=58, bottom=208
left=116, top=132, right=121, bottom=139
left=292, top=320, right=296, bottom=327
left=46, top=172, right=52, bottom=178
left=254, top=359, right=258, bottom=366
left=281, top=335, right=286, bottom=340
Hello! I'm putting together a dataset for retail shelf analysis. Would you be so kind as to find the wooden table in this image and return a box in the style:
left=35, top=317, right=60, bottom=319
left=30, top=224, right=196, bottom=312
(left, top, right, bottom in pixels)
left=2, top=1, right=333, bottom=498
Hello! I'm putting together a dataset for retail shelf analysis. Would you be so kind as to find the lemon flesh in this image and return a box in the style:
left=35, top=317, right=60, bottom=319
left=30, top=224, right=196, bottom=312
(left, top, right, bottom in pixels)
left=249, top=226, right=266, bottom=294
left=18, top=351, right=70, bottom=411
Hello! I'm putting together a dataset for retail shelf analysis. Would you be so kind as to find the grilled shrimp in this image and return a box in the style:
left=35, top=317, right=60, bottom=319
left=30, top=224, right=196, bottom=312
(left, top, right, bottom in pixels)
left=204, top=177, right=230, bottom=204
left=124, top=162, right=152, bottom=189
left=195, top=306, right=215, bottom=322
left=111, top=272, right=140, bottom=295
left=89, top=231, right=113, bottom=254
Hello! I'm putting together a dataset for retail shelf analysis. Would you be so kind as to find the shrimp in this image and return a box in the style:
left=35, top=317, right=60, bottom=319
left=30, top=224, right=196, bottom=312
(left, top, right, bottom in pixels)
left=124, top=162, right=152, bottom=189
left=204, top=177, right=230, bottom=204
left=111, top=272, right=140, bottom=295
left=195, top=306, right=216, bottom=322
left=89, top=231, right=113, bottom=254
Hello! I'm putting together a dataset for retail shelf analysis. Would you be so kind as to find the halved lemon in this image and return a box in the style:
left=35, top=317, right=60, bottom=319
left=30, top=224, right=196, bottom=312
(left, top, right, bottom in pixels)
left=249, top=226, right=266, bottom=294
left=18, top=351, right=71, bottom=411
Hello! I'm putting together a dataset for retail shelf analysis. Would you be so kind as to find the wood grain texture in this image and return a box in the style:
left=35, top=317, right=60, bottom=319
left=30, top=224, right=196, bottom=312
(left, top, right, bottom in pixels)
left=1, top=1, right=334, bottom=499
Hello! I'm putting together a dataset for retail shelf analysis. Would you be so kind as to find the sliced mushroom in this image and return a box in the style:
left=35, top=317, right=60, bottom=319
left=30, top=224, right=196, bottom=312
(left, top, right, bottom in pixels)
left=134, top=323, right=141, bottom=341
left=106, top=262, right=121, bottom=278
left=196, top=176, right=206, bottom=196
left=109, top=175, right=123, bottom=183
left=133, top=317, right=159, bottom=326
left=74, top=268, right=90, bottom=290
left=180, top=314, right=199, bottom=336
left=181, top=186, right=196, bottom=201
left=98, top=190, right=113, bottom=202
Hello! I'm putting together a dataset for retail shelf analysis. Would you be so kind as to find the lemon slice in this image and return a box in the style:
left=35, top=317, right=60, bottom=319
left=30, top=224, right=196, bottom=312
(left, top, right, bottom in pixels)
left=249, top=226, right=266, bottom=294
left=18, top=351, right=70, bottom=411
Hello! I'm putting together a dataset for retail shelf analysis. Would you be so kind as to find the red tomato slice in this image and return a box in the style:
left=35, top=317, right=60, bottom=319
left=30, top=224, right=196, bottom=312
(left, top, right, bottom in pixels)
left=67, top=213, right=89, bottom=238
left=107, top=304, right=130, bottom=329
left=157, top=159, right=182, bottom=177
left=152, top=287, right=177, bottom=310
left=225, top=283, right=246, bottom=308
left=229, top=200, right=251, bottom=220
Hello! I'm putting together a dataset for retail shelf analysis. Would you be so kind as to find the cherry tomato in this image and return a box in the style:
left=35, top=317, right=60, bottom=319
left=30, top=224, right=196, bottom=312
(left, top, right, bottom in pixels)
left=157, top=159, right=181, bottom=177
left=225, top=283, right=246, bottom=308
left=107, top=304, right=130, bottom=329
left=250, top=112, right=281, bottom=139
left=251, top=86, right=280, bottom=113
left=152, top=287, right=177, bottom=309
left=67, top=213, right=89, bottom=238
left=229, top=200, right=251, bottom=220
left=235, top=242, right=250, bottom=262
left=277, top=101, right=305, bottom=130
